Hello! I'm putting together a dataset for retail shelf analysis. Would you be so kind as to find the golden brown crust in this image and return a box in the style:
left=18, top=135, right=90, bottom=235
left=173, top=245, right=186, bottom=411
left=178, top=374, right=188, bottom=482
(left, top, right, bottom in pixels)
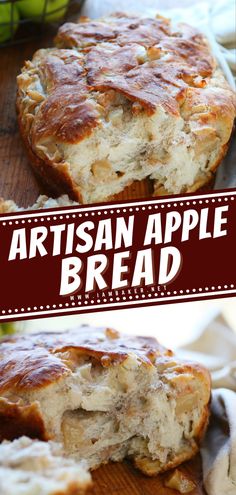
left=24, top=50, right=100, bottom=145
left=0, top=327, right=172, bottom=395
left=0, top=336, right=70, bottom=394
left=16, top=105, right=84, bottom=203
left=55, top=14, right=212, bottom=78
left=55, top=14, right=215, bottom=116
left=0, top=398, right=48, bottom=442
left=18, top=15, right=216, bottom=140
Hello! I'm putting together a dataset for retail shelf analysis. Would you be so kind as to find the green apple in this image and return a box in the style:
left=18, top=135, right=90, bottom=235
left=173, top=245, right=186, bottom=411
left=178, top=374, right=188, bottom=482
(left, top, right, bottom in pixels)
left=0, top=3, right=20, bottom=43
left=0, top=322, right=16, bottom=337
left=17, top=0, right=69, bottom=22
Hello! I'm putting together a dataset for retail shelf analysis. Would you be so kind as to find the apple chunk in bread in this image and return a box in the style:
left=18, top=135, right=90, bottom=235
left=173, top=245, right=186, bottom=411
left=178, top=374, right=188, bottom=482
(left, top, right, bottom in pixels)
left=0, top=327, right=211, bottom=475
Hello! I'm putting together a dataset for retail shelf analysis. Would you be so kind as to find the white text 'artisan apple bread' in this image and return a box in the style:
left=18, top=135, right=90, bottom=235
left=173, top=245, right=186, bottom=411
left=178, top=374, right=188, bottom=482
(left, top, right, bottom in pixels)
left=0, top=326, right=211, bottom=475
left=16, top=12, right=236, bottom=203
left=0, top=436, right=92, bottom=495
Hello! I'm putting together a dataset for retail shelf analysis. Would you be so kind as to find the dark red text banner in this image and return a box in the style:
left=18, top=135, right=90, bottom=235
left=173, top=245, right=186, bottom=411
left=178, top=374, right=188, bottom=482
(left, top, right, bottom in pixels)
left=0, top=189, right=236, bottom=322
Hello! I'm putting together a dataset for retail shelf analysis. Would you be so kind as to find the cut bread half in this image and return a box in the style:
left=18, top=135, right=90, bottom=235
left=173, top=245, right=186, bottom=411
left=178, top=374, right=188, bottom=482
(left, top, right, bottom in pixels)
left=0, top=327, right=211, bottom=476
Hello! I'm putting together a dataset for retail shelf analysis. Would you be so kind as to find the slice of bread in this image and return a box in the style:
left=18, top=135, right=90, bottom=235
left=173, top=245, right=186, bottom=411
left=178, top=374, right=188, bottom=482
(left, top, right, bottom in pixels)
left=0, top=436, right=92, bottom=495
left=0, top=326, right=211, bottom=476
left=0, top=194, right=78, bottom=213
left=16, top=13, right=235, bottom=204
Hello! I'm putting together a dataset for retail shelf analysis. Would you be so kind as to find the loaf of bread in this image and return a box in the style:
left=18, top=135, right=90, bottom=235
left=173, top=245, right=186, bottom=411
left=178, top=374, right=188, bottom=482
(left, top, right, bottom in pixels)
left=0, top=326, right=211, bottom=476
left=16, top=13, right=235, bottom=204
left=0, top=436, right=91, bottom=495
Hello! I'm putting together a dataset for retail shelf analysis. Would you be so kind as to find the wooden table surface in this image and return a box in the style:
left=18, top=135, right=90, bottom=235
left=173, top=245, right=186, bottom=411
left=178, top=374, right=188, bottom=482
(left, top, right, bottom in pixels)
left=89, top=456, right=206, bottom=495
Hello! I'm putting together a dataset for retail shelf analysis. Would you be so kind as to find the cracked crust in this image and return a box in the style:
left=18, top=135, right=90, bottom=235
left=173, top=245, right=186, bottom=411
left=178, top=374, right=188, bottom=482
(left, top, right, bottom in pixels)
left=16, top=13, right=235, bottom=204
left=0, top=327, right=171, bottom=395
left=0, top=327, right=211, bottom=476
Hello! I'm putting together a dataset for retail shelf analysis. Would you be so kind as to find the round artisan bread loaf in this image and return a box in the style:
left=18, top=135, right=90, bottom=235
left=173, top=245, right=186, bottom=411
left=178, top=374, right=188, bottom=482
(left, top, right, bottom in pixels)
left=16, top=13, right=235, bottom=203
left=0, top=326, right=211, bottom=476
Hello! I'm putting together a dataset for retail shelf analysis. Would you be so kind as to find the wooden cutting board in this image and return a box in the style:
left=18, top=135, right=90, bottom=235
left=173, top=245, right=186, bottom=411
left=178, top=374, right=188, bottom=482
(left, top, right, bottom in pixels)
left=88, top=455, right=206, bottom=495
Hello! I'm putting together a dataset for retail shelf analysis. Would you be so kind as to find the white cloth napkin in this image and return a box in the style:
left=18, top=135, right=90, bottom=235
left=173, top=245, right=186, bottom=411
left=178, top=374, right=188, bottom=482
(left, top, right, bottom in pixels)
left=178, top=316, right=236, bottom=495
left=201, top=388, right=236, bottom=495
left=178, top=316, right=236, bottom=391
